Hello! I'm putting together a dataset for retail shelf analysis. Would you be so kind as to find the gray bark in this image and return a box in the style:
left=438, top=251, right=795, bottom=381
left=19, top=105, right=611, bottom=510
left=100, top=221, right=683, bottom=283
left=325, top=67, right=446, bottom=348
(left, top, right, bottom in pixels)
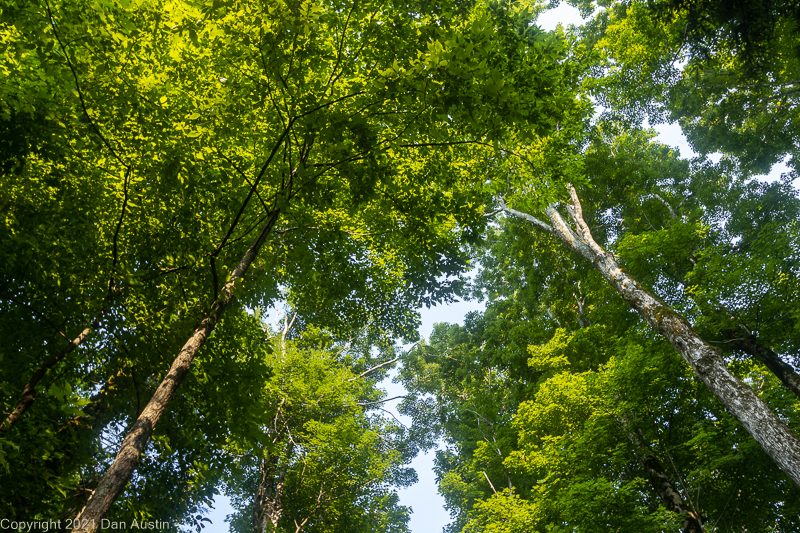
left=71, top=209, right=281, bottom=533
left=501, top=186, right=800, bottom=487
left=254, top=441, right=294, bottom=533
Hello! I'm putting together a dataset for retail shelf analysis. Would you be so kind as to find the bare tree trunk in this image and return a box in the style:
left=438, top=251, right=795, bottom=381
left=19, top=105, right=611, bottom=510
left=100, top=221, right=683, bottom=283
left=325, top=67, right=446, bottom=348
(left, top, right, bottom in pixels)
left=254, top=452, right=279, bottom=533
left=500, top=186, right=800, bottom=487
left=71, top=209, right=281, bottom=533
left=0, top=319, right=99, bottom=437
left=254, top=441, right=294, bottom=533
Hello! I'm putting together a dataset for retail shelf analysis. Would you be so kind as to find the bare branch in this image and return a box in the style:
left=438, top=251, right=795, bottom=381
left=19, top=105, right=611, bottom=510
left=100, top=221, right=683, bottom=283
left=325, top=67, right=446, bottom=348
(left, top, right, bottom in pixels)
left=567, top=183, right=584, bottom=223
left=282, top=312, right=297, bottom=343
left=355, top=395, right=407, bottom=406
left=372, top=407, right=409, bottom=429
left=650, top=193, right=678, bottom=219
left=462, top=408, right=494, bottom=426
left=499, top=197, right=554, bottom=233
left=482, top=471, right=497, bottom=494
left=348, top=357, right=399, bottom=382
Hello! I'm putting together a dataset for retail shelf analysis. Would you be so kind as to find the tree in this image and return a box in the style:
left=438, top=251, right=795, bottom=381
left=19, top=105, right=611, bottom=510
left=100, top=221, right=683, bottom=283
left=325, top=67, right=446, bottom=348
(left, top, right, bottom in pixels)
left=392, top=3, right=800, bottom=529
left=1, top=0, right=577, bottom=528
left=480, top=0, right=800, bottom=490
left=224, top=322, right=415, bottom=533
left=400, top=123, right=800, bottom=531
left=575, top=0, right=800, bottom=176
left=500, top=181, right=800, bottom=484
left=7, top=0, right=797, bottom=529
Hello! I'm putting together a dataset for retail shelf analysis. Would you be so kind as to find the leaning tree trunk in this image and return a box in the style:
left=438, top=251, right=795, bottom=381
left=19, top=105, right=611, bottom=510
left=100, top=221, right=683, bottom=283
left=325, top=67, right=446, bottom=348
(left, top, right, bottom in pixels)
left=0, top=317, right=99, bottom=438
left=648, top=189, right=800, bottom=400
left=617, top=415, right=704, bottom=533
left=500, top=185, right=800, bottom=487
left=725, top=333, right=800, bottom=400
left=71, top=209, right=281, bottom=533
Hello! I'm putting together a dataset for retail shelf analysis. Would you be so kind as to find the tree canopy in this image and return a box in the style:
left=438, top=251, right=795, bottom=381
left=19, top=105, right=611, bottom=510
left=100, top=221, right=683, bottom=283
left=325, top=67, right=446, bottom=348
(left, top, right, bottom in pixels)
left=1, top=0, right=799, bottom=532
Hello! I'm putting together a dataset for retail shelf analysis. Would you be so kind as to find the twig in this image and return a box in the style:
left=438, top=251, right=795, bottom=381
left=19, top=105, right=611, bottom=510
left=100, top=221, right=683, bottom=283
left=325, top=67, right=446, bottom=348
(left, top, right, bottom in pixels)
left=348, top=357, right=399, bottom=382
left=355, top=395, right=407, bottom=406
left=482, top=471, right=497, bottom=494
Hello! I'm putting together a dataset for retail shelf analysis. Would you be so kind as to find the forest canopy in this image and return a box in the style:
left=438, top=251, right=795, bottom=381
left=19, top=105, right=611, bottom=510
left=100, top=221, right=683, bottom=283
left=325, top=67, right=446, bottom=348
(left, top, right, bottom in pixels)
left=0, top=0, right=798, bottom=532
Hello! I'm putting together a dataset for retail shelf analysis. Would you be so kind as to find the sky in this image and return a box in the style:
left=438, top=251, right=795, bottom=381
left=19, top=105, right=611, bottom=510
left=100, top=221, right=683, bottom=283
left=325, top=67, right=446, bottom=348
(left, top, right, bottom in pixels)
left=383, top=297, right=486, bottom=533
left=203, top=2, right=792, bottom=532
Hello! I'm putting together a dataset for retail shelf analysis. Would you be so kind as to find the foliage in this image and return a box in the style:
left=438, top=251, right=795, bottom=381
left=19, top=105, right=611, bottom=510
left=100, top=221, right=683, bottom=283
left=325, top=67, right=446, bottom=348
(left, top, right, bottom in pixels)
left=400, top=119, right=800, bottom=532
left=0, top=0, right=581, bottom=525
left=576, top=0, right=800, bottom=176
left=3, top=0, right=800, bottom=530
left=219, top=320, right=415, bottom=533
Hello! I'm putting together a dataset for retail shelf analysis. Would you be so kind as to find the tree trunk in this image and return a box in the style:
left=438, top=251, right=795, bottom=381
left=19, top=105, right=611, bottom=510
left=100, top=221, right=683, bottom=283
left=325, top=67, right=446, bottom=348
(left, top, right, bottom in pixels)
left=71, top=209, right=281, bottom=533
left=0, top=319, right=98, bottom=437
left=617, top=416, right=703, bottom=533
left=726, top=333, right=800, bottom=400
left=640, top=453, right=703, bottom=533
left=254, top=451, right=280, bottom=533
left=501, top=186, right=800, bottom=487
left=254, top=441, right=294, bottom=533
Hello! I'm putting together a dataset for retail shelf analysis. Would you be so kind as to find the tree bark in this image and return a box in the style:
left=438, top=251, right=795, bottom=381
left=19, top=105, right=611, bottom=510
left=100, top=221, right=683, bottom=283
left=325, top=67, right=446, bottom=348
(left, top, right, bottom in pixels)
left=640, top=453, right=703, bottom=533
left=725, top=333, right=800, bottom=400
left=0, top=319, right=98, bottom=437
left=501, top=186, right=800, bottom=487
left=254, top=441, right=294, bottom=533
left=254, top=451, right=280, bottom=533
left=617, top=416, right=703, bottom=533
left=71, top=209, right=281, bottom=533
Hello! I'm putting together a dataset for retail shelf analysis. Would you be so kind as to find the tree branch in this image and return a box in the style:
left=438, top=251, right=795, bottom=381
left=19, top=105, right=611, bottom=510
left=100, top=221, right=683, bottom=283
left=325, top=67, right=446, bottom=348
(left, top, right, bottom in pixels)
left=482, top=471, right=497, bottom=494
left=44, top=0, right=128, bottom=168
left=109, top=167, right=131, bottom=293
left=348, top=357, right=399, bottom=382
left=355, top=395, right=407, bottom=406
left=0, top=313, right=102, bottom=437
left=499, top=197, right=554, bottom=234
